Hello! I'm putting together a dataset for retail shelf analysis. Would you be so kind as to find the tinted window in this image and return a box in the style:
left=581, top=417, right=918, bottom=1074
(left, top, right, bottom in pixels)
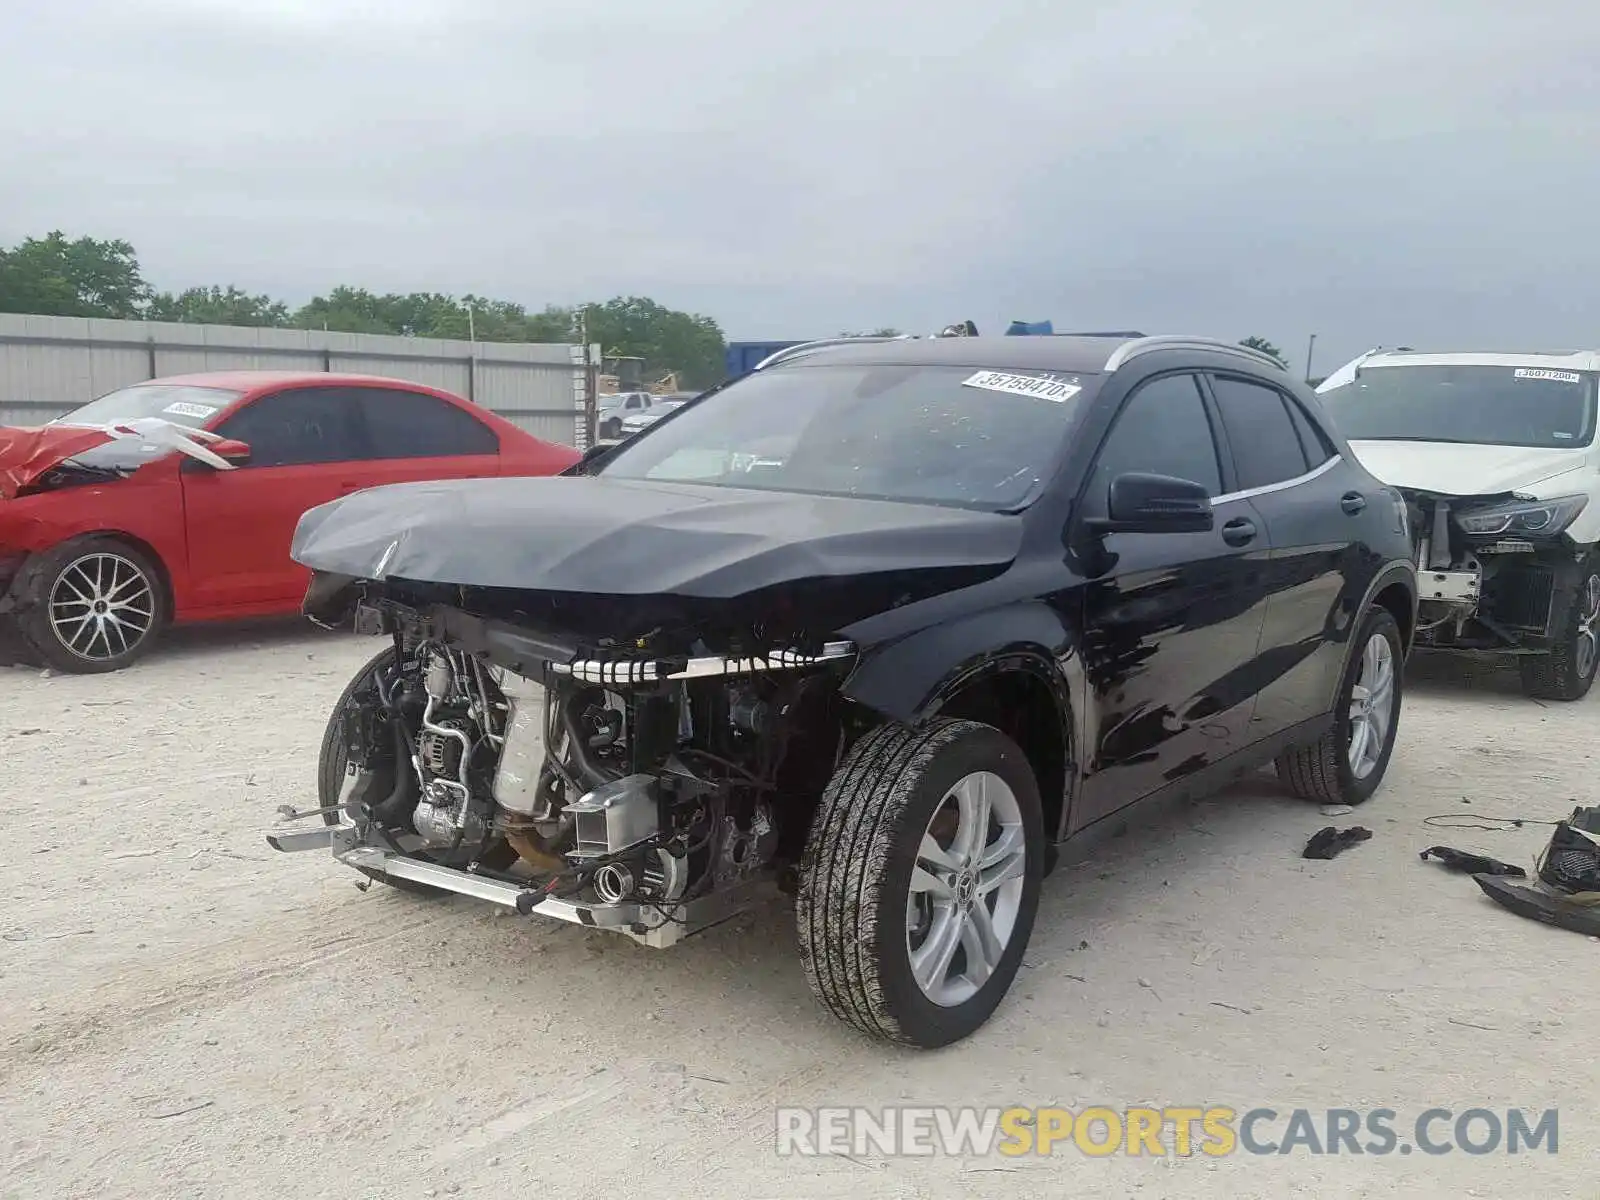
left=1210, top=376, right=1310, bottom=490
left=598, top=363, right=1096, bottom=511
left=1286, top=396, right=1335, bottom=466
left=215, top=388, right=367, bottom=467
left=1084, top=373, right=1222, bottom=513
left=355, top=388, right=499, bottom=458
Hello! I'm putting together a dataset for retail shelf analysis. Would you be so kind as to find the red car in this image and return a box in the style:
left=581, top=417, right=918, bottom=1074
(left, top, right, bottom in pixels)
left=0, top=371, right=581, bottom=672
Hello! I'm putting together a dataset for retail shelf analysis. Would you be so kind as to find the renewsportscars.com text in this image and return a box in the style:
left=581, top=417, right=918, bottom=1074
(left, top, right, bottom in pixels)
left=775, top=1106, right=1559, bottom=1158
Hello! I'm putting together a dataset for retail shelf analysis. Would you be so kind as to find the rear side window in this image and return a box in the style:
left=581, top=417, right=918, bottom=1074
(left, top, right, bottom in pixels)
left=1210, top=376, right=1311, bottom=489
left=355, top=388, right=499, bottom=459
left=1084, top=373, right=1222, bottom=513
left=1286, top=397, right=1335, bottom=467
left=215, top=387, right=368, bottom=467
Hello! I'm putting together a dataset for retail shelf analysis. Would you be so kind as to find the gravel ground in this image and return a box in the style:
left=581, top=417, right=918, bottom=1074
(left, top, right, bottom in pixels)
left=1, top=622, right=1595, bottom=1199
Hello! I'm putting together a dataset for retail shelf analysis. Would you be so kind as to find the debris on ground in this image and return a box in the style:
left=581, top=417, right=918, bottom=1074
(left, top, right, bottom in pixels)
left=1302, top=826, right=1373, bottom=860
left=1419, top=847, right=1526, bottom=878
left=1474, top=806, right=1600, bottom=937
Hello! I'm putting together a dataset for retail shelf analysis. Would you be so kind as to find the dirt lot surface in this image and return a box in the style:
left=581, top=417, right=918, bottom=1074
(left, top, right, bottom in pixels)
left=2, top=623, right=1595, bottom=1199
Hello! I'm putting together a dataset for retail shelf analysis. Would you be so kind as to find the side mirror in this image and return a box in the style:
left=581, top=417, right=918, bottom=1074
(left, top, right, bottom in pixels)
left=563, top=439, right=616, bottom=476
left=1086, top=472, right=1214, bottom=535
left=178, top=437, right=251, bottom=473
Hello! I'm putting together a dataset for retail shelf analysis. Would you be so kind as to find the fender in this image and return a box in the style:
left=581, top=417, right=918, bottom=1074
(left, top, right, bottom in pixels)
left=1349, top=558, right=1419, bottom=652
left=1327, top=558, right=1418, bottom=711
left=840, top=599, right=1083, bottom=733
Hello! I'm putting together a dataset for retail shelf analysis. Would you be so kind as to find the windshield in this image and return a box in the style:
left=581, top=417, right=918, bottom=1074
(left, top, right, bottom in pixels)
left=1320, top=364, right=1597, bottom=449
left=53, top=383, right=243, bottom=431
left=595, top=362, right=1094, bottom=510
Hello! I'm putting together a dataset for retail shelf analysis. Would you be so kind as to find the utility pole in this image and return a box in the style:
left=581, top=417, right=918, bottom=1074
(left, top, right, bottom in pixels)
left=1304, top=333, right=1317, bottom=384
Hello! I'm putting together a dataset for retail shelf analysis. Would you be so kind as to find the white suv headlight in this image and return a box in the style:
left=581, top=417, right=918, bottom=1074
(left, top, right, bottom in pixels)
left=1455, top=494, right=1589, bottom=538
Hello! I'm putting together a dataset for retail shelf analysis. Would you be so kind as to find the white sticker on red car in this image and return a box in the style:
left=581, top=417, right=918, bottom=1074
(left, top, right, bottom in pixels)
left=163, top=401, right=219, bottom=419
left=962, top=370, right=1083, bottom=402
left=1513, top=368, right=1583, bottom=384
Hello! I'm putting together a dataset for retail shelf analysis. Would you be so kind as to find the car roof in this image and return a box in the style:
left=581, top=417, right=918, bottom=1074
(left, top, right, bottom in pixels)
left=769, top=336, right=1121, bottom=374
left=759, top=334, right=1287, bottom=377
left=139, top=370, right=459, bottom=394
left=1354, top=349, right=1600, bottom=371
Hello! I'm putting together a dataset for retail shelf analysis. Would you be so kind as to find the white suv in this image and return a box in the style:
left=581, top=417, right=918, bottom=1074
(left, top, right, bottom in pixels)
left=1318, top=349, right=1600, bottom=700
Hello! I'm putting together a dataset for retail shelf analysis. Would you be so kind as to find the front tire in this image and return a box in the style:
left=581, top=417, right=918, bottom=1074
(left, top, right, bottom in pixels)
left=17, top=536, right=168, bottom=674
left=1519, top=565, right=1600, bottom=702
left=796, top=718, right=1044, bottom=1049
left=1275, top=604, right=1404, bottom=806
left=319, top=645, right=448, bottom=898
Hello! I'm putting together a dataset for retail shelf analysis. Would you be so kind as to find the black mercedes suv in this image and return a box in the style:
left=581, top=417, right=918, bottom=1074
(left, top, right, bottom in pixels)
left=278, top=332, right=1420, bottom=1049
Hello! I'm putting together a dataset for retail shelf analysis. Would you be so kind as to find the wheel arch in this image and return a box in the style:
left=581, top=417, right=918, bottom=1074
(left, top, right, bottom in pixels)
left=839, top=603, right=1082, bottom=841
left=13, top=530, right=176, bottom=622
left=1357, top=560, right=1417, bottom=658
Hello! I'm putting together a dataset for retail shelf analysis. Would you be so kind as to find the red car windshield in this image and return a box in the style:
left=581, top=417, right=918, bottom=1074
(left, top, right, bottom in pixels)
left=52, top=383, right=243, bottom=431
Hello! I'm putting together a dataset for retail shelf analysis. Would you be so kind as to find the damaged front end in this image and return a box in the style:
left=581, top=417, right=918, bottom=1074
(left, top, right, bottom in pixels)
left=1404, top=488, right=1591, bottom=652
left=271, top=575, right=863, bottom=947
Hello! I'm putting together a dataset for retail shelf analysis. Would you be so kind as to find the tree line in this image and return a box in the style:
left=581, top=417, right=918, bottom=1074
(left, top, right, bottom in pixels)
left=0, top=230, right=1299, bottom=390
left=0, top=231, right=729, bottom=388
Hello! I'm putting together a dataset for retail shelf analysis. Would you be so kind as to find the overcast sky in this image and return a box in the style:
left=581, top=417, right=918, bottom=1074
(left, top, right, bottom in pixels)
left=3, top=0, right=1597, bottom=374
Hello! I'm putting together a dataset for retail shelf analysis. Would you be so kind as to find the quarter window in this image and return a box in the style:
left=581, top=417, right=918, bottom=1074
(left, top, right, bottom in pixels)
left=1084, top=373, right=1222, bottom=514
left=1210, top=376, right=1311, bottom=490
left=1285, top=396, right=1335, bottom=467
left=214, top=387, right=368, bottom=467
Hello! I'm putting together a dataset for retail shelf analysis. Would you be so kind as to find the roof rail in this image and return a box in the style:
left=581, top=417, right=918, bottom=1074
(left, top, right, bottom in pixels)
left=1102, top=335, right=1288, bottom=373
left=752, top=336, right=910, bottom=371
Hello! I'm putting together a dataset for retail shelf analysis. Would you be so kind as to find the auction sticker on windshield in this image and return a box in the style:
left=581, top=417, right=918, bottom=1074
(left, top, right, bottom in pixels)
left=1513, top=368, right=1583, bottom=384
left=962, top=371, right=1083, bottom=403
left=162, top=401, right=220, bottom=419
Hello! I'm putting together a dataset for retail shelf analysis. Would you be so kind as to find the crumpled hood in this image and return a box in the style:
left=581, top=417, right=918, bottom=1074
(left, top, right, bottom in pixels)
left=290, top=474, right=1024, bottom=597
left=0, top=425, right=126, bottom=498
left=1346, top=439, right=1591, bottom=497
left=0, top=419, right=236, bottom=497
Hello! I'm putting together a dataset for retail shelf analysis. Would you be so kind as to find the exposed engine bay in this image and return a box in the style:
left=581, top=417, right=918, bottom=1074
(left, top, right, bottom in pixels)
left=284, top=590, right=856, bottom=945
left=1402, top=487, right=1589, bottom=651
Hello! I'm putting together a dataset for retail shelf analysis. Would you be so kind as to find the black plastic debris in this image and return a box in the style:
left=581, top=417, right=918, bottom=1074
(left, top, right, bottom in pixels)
left=1419, top=847, right=1527, bottom=878
left=1302, top=826, right=1372, bottom=860
left=1473, top=807, right=1600, bottom=937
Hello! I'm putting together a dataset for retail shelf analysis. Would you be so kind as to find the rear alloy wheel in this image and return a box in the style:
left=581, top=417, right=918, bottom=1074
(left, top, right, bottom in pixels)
left=18, top=537, right=168, bottom=674
left=1520, top=567, right=1600, bottom=702
left=797, top=718, right=1044, bottom=1048
left=1275, top=604, right=1405, bottom=806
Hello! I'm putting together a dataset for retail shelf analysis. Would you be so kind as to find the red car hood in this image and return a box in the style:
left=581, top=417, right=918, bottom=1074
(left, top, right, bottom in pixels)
left=0, top=425, right=124, bottom=498
left=0, top=419, right=236, bottom=498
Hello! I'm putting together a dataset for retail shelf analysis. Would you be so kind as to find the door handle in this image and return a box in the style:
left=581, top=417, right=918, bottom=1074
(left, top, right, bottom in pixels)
left=1221, top=516, right=1257, bottom=547
left=339, top=482, right=364, bottom=493
left=1340, top=491, right=1366, bottom=515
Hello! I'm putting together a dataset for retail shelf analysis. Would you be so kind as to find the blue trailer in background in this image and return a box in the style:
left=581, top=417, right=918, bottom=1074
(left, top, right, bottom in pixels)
left=725, top=341, right=808, bottom=378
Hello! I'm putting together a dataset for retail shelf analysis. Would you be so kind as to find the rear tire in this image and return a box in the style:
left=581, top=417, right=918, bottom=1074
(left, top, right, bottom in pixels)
left=796, top=718, right=1044, bottom=1048
left=1275, top=605, right=1404, bottom=806
left=16, top=536, right=168, bottom=674
left=1519, top=564, right=1600, bottom=702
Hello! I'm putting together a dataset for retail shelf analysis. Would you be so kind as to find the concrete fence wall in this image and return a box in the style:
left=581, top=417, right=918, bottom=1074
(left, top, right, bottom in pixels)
left=0, top=312, right=597, bottom=448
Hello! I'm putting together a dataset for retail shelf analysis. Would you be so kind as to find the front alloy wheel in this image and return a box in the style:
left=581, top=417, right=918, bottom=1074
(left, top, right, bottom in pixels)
left=797, top=718, right=1044, bottom=1048
left=18, top=537, right=169, bottom=674
left=907, top=771, right=1029, bottom=1007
